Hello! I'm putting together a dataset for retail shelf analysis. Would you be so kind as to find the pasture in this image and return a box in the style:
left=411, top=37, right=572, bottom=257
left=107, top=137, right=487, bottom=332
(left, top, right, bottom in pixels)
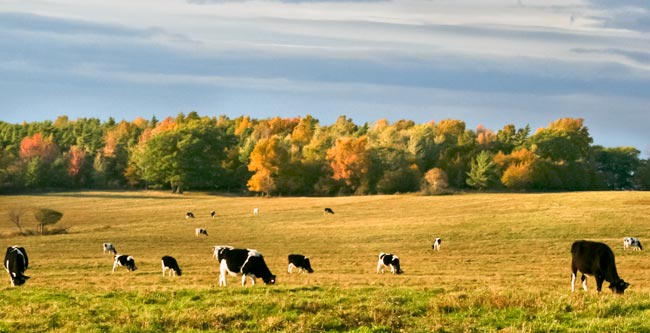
left=2, top=191, right=650, bottom=332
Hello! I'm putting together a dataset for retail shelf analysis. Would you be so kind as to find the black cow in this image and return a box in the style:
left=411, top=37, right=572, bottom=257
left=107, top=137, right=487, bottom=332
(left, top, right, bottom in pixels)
left=161, top=256, right=182, bottom=276
left=112, top=254, right=137, bottom=273
left=324, top=208, right=334, bottom=215
left=377, top=252, right=403, bottom=274
left=288, top=254, right=314, bottom=273
left=217, top=248, right=276, bottom=286
left=571, top=240, right=629, bottom=294
left=210, top=211, right=216, bottom=219
left=4, top=246, right=29, bottom=286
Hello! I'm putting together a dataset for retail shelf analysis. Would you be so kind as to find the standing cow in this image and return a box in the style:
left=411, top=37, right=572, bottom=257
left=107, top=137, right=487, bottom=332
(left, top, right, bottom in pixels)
left=288, top=254, right=314, bottom=273
left=161, top=256, right=182, bottom=277
left=4, top=246, right=29, bottom=286
left=377, top=252, right=403, bottom=274
left=217, top=247, right=276, bottom=286
left=571, top=240, right=629, bottom=294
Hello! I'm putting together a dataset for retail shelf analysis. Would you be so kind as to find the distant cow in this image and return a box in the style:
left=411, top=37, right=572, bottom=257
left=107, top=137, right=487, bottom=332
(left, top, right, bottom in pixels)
left=623, top=237, right=643, bottom=251
left=217, top=247, right=276, bottom=286
left=377, top=252, right=403, bottom=274
left=432, top=238, right=442, bottom=251
left=195, top=228, right=208, bottom=237
left=161, top=256, right=182, bottom=277
left=253, top=208, right=259, bottom=216
left=4, top=246, right=29, bottom=287
left=112, top=255, right=137, bottom=273
left=211, top=211, right=216, bottom=219
left=288, top=254, right=314, bottom=273
left=212, top=245, right=234, bottom=260
left=324, top=208, right=334, bottom=215
left=571, top=240, right=629, bottom=294
left=103, top=243, right=117, bottom=255
left=186, top=212, right=195, bottom=219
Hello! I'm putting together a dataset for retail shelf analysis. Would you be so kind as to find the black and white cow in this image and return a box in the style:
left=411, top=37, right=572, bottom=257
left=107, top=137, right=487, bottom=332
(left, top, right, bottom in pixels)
left=432, top=238, right=442, bottom=251
left=210, top=211, right=216, bottom=219
left=288, top=254, right=314, bottom=273
left=103, top=242, right=117, bottom=255
left=186, top=212, right=195, bottom=219
left=161, top=256, right=182, bottom=277
left=323, top=208, right=334, bottom=215
left=377, top=252, right=403, bottom=274
left=217, top=247, right=276, bottom=286
left=195, top=228, right=208, bottom=237
left=4, top=246, right=29, bottom=287
left=571, top=240, right=629, bottom=294
left=112, top=254, right=137, bottom=273
left=623, top=237, right=643, bottom=251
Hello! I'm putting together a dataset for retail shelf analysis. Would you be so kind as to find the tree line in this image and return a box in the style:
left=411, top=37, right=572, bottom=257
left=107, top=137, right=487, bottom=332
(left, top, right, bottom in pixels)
left=1, top=112, right=648, bottom=195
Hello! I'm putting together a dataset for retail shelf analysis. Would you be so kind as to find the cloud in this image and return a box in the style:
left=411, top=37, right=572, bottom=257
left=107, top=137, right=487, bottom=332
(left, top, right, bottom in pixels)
left=586, top=0, right=650, bottom=32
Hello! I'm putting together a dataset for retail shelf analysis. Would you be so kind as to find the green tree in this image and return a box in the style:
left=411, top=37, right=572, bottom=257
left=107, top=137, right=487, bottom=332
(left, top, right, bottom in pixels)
left=592, top=146, right=640, bottom=190
left=33, top=208, right=63, bottom=235
left=466, top=151, right=497, bottom=190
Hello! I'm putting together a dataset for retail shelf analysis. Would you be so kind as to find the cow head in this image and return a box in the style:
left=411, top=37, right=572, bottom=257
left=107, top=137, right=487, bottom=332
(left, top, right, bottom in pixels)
left=262, top=274, right=276, bottom=285
left=304, top=258, right=314, bottom=273
left=11, top=274, right=30, bottom=286
left=609, top=280, right=630, bottom=294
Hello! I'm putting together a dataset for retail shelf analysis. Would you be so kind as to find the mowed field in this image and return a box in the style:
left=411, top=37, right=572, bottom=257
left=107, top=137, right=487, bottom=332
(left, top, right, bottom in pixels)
left=2, top=191, right=650, bottom=332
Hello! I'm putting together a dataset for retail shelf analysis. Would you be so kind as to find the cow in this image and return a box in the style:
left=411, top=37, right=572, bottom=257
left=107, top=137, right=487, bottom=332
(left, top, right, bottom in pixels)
left=288, top=254, right=314, bottom=273
left=210, top=211, right=216, bottom=219
left=323, top=208, right=334, bottom=215
left=432, top=238, right=442, bottom=251
left=186, top=212, right=195, bottom=219
left=217, top=247, right=276, bottom=286
left=571, top=240, right=629, bottom=294
left=112, top=254, right=137, bottom=273
left=103, top=243, right=117, bottom=255
left=212, top=245, right=234, bottom=260
left=377, top=252, right=403, bottom=274
left=161, top=256, right=182, bottom=277
left=195, top=228, right=208, bottom=237
left=623, top=237, right=643, bottom=251
left=253, top=208, right=259, bottom=216
left=4, top=246, right=29, bottom=287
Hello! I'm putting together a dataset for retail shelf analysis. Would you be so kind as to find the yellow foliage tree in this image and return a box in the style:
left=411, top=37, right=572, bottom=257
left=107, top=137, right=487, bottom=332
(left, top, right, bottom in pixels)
left=326, top=136, right=370, bottom=192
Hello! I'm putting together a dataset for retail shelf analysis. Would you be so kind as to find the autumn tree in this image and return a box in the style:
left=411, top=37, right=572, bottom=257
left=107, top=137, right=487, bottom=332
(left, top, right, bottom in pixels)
left=33, top=208, right=64, bottom=235
left=247, top=137, right=289, bottom=196
left=422, top=167, right=449, bottom=195
left=327, top=136, right=371, bottom=194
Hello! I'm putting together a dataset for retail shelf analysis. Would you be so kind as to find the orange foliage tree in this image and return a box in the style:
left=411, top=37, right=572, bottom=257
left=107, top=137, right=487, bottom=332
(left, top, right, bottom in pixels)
left=326, top=136, right=371, bottom=193
left=247, top=137, right=289, bottom=195
left=19, top=133, right=59, bottom=163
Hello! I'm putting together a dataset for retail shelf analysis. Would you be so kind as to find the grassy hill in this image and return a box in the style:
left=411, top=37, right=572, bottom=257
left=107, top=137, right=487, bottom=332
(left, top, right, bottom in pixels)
left=1, top=191, right=650, bottom=332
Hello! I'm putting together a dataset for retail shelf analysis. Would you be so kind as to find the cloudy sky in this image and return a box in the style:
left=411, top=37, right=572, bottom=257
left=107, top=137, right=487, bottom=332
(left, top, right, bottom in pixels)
left=1, top=0, right=649, bottom=154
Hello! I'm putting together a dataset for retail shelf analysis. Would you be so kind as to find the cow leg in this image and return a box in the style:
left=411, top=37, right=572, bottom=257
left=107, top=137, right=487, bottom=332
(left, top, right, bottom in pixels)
left=288, top=263, right=294, bottom=274
left=250, top=276, right=256, bottom=285
left=112, top=261, right=118, bottom=273
left=377, top=260, right=383, bottom=274
left=241, top=274, right=247, bottom=286
left=581, top=274, right=588, bottom=291
left=571, top=272, right=576, bottom=292
left=219, top=273, right=226, bottom=286
left=595, top=275, right=604, bottom=293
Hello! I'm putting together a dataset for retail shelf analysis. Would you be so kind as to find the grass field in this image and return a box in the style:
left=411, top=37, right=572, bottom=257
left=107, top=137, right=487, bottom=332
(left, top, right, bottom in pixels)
left=2, top=191, right=650, bottom=332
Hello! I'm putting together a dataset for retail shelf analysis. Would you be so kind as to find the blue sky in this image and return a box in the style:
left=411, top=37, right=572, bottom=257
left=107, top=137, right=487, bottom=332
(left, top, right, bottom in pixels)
left=1, top=0, right=649, bottom=155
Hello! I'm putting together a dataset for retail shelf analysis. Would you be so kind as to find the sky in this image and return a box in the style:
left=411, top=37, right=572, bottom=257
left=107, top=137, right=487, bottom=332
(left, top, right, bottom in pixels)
left=1, top=0, right=649, bottom=155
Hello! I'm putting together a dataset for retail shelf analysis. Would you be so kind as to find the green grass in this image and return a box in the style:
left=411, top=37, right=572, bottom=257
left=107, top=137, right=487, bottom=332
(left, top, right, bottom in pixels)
left=2, top=191, right=650, bottom=332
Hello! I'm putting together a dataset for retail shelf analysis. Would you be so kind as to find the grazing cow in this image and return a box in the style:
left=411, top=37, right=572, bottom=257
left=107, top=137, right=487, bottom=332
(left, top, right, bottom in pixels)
left=112, top=254, right=137, bottom=273
left=195, top=228, right=208, bottom=237
left=623, top=237, right=643, bottom=251
left=103, top=243, right=117, bottom=255
left=288, top=254, right=314, bottom=273
left=253, top=208, right=259, bottom=216
left=571, top=240, right=629, bottom=294
left=217, top=247, right=276, bottom=286
left=4, top=246, right=29, bottom=287
left=432, top=238, right=442, bottom=251
left=212, top=245, right=234, bottom=259
left=210, top=211, right=216, bottom=219
left=377, top=252, right=403, bottom=274
left=324, top=208, right=334, bottom=215
left=161, top=256, right=182, bottom=277
left=186, top=212, right=195, bottom=219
